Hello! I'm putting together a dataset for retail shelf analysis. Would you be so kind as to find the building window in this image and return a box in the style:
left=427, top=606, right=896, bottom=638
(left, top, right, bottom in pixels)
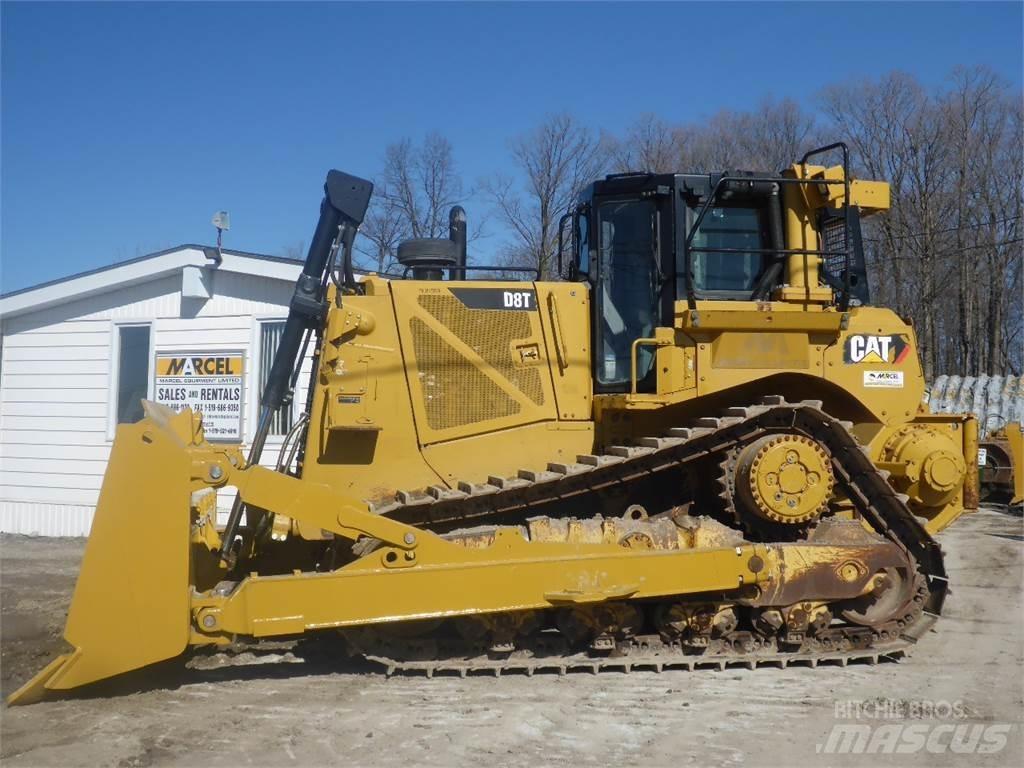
left=259, top=321, right=293, bottom=436
left=116, top=325, right=151, bottom=424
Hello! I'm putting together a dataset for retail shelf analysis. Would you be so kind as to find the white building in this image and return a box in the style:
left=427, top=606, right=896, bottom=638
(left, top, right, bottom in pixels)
left=0, top=245, right=313, bottom=536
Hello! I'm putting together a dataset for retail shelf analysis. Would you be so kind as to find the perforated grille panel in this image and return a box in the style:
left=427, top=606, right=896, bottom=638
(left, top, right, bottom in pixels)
left=416, top=294, right=545, bottom=410
left=818, top=207, right=869, bottom=305
left=409, top=317, right=521, bottom=430
left=820, top=215, right=849, bottom=283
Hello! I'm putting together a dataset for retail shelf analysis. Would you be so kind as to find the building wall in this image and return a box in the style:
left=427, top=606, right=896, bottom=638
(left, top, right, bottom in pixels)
left=0, top=268, right=312, bottom=536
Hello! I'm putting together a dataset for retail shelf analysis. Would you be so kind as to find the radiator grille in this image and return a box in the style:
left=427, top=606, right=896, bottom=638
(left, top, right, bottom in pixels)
left=410, top=317, right=521, bottom=430
left=416, top=295, right=545, bottom=407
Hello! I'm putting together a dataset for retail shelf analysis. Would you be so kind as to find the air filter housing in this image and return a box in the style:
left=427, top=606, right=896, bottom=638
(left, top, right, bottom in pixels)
left=398, top=238, right=458, bottom=280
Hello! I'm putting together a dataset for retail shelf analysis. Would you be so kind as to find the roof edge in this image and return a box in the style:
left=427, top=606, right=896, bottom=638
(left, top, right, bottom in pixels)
left=0, top=244, right=303, bottom=302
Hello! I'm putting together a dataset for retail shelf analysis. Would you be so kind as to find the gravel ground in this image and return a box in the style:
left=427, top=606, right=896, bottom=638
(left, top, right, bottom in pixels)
left=1, top=507, right=1021, bottom=767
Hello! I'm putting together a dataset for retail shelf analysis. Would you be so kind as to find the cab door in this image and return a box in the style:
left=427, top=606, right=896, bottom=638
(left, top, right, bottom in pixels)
left=591, top=193, right=672, bottom=393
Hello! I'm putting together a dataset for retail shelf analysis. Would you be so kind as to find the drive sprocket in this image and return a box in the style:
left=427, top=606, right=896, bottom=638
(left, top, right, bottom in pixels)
left=717, top=433, right=834, bottom=539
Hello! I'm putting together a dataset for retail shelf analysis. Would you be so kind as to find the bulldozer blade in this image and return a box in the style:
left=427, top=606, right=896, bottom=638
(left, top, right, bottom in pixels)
left=1007, top=423, right=1023, bottom=507
left=7, top=403, right=195, bottom=705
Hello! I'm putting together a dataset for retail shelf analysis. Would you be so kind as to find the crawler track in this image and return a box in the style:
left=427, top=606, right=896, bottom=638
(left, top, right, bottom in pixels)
left=350, top=398, right=946, bottom=675
left=366, top=643, right=907, bottom=679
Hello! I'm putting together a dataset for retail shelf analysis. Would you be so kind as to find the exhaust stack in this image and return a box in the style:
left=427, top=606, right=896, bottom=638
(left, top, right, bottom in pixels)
left=449, top=205, right=467, bottom=279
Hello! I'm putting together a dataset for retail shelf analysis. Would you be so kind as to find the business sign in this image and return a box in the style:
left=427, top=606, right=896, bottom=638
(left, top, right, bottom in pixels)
left=154, top=352, right=244, bottom=440
left=863, top=370, right=904, bottom=389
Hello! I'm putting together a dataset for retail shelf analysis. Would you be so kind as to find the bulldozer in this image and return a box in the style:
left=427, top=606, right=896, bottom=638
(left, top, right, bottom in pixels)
left=9, top=142, right=980, bottom=705
left=980, top=424, right=1024, bottom=506
left=928, top=374, right=1023, bottom=507
left=979, top=424, right=1023, bottom=507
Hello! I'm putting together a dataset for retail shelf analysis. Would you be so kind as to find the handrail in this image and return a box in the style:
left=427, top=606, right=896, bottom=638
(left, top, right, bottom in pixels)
left=546, top=293, right=568, bottom=373
left=630, top=336, right=671, bottom=395
left=683, top=141, right=855, bottom=311
left=556, top=210, right=572, bottom=278
left=400, top=264, right=542, bottom=281
left=800, top=143, right=852, bottom=311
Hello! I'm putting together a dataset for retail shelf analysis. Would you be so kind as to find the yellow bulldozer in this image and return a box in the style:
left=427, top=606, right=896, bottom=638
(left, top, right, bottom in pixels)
left=980, top=424, right=1023, bottom=506
left=927, top=375, right=1023, bottom=507
left=10, top=143, right=980, bottom=705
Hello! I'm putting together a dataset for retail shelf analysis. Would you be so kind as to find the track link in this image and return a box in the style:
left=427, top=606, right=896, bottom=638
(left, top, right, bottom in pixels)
left=367, top=646, right=905, bottom=679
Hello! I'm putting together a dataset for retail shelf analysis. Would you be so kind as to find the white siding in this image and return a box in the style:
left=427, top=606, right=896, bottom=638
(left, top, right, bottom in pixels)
left=0, top=258, right=311, bottom=536
left=0, top=502, right=95, bottom=537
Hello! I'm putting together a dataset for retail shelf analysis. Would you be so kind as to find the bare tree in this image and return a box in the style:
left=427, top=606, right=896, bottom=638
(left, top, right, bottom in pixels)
left=651, top=98, right=822, bottom=174
left=820, top=73, right=931, bottom=337
left=734, top=98, right=821, bottom=171
left=821, top=67, right=1023, bottom=377
left=607, top=113, right=684, bottom=173
left=605, top=99, right=819, bottom=178
left=942, top=66, right=1023, bottom=374
left=385, top=133, right=464, bottom=239
left=356, top=132, right=469, bottom=273
left=486, top=113, right=607, bottom=278
left=680, top=109, right=745, bottom=171
left=357, top=184, right=405, bottom=274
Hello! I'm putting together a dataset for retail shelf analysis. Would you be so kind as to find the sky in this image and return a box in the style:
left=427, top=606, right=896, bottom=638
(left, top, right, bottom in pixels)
left=2, top=1, right=1022, bottom=294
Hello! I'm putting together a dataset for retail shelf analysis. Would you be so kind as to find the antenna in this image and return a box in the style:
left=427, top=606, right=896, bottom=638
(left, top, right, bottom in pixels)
left=211, top=210, right=230, bottom=262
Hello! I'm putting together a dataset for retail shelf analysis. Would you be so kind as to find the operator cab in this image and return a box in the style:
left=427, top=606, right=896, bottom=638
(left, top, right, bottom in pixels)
left=565, top=171, right=784, bottom=392
left=561, top=161, right=869, bottom=394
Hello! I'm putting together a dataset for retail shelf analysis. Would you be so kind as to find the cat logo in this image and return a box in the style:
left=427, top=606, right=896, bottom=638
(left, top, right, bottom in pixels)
left=843, top=334, right=909, bottom=365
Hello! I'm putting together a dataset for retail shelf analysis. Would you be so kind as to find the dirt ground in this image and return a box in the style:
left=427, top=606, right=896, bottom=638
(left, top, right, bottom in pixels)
left=1, top=507, right=1021, bottom=768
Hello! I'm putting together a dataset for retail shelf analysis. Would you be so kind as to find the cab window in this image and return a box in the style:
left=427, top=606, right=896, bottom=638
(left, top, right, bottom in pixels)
left=690, top=206, right=766, bottom=293
left=596, top=199, right=659, bottom=387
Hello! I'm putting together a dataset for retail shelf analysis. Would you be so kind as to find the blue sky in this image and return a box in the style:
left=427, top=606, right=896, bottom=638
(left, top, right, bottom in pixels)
left=2, top=1, right=1022, bottom=293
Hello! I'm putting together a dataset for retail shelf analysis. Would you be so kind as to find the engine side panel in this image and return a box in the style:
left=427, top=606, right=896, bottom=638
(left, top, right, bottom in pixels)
left=391, top=281, right=560, bottom=445
left=301, top=279, right=600, bottom=507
